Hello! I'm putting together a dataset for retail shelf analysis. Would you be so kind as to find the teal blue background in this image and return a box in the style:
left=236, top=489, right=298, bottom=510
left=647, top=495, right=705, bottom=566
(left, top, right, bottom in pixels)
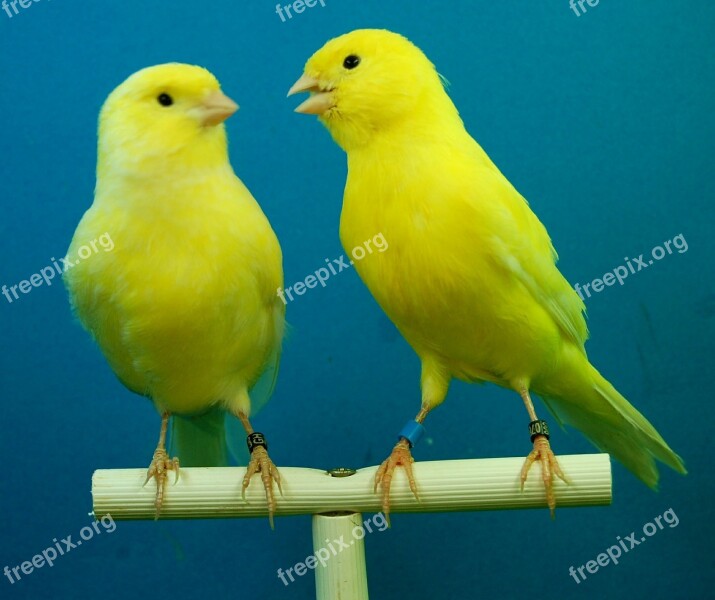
left=1, top=1, right=713, bottom=598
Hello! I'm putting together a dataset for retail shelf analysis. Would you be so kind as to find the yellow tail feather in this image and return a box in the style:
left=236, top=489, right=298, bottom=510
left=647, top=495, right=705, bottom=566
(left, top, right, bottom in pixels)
left=539, top=362, right=686, bottom=489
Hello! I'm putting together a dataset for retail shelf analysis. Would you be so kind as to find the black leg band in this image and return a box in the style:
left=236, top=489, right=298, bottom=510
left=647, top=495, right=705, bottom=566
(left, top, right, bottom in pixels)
left=529, top=419, right=550, bottom=442
left=247, top=432, right=268, bottom=453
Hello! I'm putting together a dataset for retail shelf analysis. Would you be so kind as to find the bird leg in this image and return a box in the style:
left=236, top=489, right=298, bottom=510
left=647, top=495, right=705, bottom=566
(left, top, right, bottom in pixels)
left=237, top=412, right=282, bottom=529
left=374, top=406, right=430, bottom=523
left=518, top=389, right=567, bottom=517
left=144, top=412, right=180, bottom=519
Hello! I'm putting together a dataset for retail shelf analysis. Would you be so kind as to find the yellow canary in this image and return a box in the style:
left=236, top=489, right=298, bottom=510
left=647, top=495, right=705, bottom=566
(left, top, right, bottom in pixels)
left=289, top=29, right=686, bottom=517
left=65, top=63, right=284, bottom=521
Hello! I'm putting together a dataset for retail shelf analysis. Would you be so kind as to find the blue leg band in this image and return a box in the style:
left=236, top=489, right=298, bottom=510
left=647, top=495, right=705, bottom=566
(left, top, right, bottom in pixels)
left=399, top=420, right=426, bottom=448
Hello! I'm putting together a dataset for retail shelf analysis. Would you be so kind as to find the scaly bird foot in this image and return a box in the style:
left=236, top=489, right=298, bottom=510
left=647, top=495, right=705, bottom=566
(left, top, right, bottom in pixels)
left=520, top=435, right=567, bottom=517
left=144, top=447, right=180, bottom=519
left=374, top=439, right=419, bottom=523
left=242, top=446, right=282, bottom=529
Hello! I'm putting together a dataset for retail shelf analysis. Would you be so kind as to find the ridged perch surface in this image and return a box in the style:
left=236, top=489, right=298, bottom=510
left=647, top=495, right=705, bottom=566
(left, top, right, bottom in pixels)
left=92, top=454, right=611, bottom=520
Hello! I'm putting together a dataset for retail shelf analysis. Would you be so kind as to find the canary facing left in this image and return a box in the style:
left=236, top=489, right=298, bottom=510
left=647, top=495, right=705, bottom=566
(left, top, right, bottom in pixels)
left=289, top=29, right=686, bottom=521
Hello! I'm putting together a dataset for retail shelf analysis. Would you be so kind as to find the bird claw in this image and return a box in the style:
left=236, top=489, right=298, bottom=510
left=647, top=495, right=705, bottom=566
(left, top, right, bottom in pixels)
left=144, top=448, right=180, bottom=519
left=519, top=435, right=567, bottom=517
left=242, top=446, right=282, bottom=529
left=374, top=439, right=419, bottom=524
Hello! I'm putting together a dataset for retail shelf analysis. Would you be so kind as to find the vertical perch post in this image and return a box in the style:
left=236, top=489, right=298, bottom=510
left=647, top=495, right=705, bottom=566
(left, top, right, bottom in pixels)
left=313, top=512, right=370, bottom=600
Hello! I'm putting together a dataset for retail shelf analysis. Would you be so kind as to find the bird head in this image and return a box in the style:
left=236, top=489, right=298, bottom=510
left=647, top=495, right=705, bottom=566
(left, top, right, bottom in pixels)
left=97, top=63, right=238, bottom=177
left=288, top=29, right=457, bottom=151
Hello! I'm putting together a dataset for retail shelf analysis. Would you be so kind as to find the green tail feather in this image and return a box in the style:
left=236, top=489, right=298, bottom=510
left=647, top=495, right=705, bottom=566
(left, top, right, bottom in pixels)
left=169, top=408, right=251, bottom=467
left=169, top=407, right=230, bottom=467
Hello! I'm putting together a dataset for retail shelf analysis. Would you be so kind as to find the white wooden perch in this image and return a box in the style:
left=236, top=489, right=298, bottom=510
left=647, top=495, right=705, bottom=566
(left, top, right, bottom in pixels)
left=92, top=454, right=611, bottom=600
left=92, top=454, right=611, bottom=519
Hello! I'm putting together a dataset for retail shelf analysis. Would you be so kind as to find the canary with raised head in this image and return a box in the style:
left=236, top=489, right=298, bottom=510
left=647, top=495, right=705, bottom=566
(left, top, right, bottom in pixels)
left=66, top=63, right=285, bottom=522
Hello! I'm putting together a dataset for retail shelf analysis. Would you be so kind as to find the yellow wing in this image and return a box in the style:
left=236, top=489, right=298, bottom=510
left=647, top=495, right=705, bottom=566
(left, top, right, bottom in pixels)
left=478, top=162, right=589, bottom=351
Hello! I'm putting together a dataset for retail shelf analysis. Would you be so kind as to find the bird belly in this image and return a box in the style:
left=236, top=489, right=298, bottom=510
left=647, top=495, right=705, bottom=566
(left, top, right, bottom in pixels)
left=66, top=198, right=282, bottom=415
left=341, top=199, right=562, bottom=387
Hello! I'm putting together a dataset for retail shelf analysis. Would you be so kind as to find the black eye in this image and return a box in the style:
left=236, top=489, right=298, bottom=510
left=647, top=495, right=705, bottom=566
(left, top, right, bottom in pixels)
left=343, top=55, right=361, bottom=69
left=157, top=93, right=173, bottom=107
